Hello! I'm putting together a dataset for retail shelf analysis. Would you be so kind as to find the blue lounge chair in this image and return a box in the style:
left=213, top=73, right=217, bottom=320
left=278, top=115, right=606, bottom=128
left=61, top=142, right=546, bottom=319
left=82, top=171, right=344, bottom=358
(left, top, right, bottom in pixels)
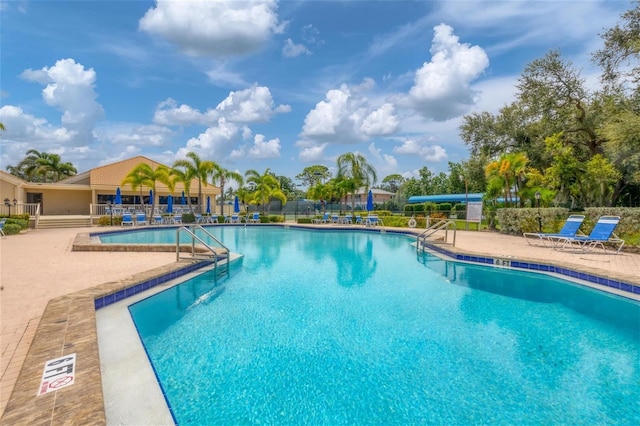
left=230, top=214, right=241, bottom=224
left=365, top=214, right=382, bottom=226
left=153, top=214, right=163, bottom=225
left=247, top=212, right=260, bottom=223
left=355, top=215, right=362, bottom=225
left=523, top=214, right=585, bottom=247
left=312, top=213, right=329, bottom=224
left=207, top=214, right=219, bottom=224
left=136, top=213, right=148, bottom=226
left=121, top=213, right=134, bottom=226
left=551, top=215, right=625, bottom=254
left=0, top=218, right=6, bottom=238
left=172, top=214, right=183, bottom=225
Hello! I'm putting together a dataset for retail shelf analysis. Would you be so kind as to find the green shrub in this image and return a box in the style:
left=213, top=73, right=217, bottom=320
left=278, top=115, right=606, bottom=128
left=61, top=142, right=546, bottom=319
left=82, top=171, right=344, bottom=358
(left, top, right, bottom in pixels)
left=404, top=205, right=414, bottom=215
left=6, top=218, right=28, bottom=230
left=438, top=203, right=451, bottom=212
left=182, top=213, right=196, bottom=223
left=297, top=218, right=313, bottom=224
left=97, top=215, right=123, bottom=226
left=3, top=223, right=22, bottom=235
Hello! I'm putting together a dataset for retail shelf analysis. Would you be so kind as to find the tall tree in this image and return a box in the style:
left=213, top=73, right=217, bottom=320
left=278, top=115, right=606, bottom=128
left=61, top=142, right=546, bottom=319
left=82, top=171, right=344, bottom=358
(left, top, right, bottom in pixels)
left=336, top=152, right=377, bottom=213
left=244, top=168, right=286, bottom=214
left=122, top=163, right=173, bottom=218
left=381, top=174, right=405, bottom=193
left=296, top=165, right=331, bottom=187
left=35, top=153, right=77, bottom=182
left=173, top=152, right=214, bottom=213
left=209, top=166, right=243, bottom=215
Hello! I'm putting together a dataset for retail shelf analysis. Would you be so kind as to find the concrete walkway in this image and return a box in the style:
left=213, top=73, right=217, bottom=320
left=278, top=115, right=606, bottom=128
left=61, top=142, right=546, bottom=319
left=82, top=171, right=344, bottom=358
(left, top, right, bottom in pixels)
left=1, top=225, right=639, bottom=416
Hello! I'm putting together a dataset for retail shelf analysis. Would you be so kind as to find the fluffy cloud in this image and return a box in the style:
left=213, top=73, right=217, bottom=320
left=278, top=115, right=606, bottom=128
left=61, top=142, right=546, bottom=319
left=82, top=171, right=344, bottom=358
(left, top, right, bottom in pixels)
left=300, top=80, right=399, bottom=143
left=230, top=134, right=281, bottom=159
left=20, top=58, right=104, bottom=142
left=393, top=138, right=448, bottom=162
left=283, top=38, right=311, bottom=58
left=153, top=98, right=217, bottom=126
left=216, top=85, right=291, bottom=123
left=368, top=143, right=398, bottom=178
left=407, top=24, right=489, bottom=121
left=179, top=118, right=240, bottom=158
left=298, top=144, right=327, bottom=162
left=139, top=0, right=285, bottom=57
left=94, top=123, right=174, bottom=147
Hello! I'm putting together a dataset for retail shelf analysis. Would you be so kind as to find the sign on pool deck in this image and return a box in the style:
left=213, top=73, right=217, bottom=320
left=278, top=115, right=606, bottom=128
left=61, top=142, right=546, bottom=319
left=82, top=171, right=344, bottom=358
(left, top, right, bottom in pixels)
left=38, top=354, right=76, bottom=396
left=466, top=201, right=483, bottom=223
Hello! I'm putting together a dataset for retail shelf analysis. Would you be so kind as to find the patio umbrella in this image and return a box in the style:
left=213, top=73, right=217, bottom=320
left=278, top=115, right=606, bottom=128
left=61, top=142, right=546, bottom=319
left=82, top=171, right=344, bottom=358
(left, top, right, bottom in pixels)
left=149, top=189, right=153, bottom=203
left=206, top=196, right=211, bottom=214
left=181, top=191, right=186, bottom=205
left=115, top=187, right=122, bottom=205
left=234, top=196, right=240, bottom=213
left=167, top=195, right=173, bottom=213
left=366, top=189, right=374, bottom=212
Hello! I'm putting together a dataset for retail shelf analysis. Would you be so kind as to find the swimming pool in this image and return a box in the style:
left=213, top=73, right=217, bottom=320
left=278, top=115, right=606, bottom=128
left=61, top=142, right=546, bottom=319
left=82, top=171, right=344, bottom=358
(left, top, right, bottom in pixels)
left=122, top=227, right=639, bottom=424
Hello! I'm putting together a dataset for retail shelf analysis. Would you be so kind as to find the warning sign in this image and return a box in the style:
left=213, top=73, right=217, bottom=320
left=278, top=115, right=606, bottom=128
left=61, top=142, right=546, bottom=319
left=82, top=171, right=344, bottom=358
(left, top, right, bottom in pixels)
left=38, top=354, right=76, bottom=396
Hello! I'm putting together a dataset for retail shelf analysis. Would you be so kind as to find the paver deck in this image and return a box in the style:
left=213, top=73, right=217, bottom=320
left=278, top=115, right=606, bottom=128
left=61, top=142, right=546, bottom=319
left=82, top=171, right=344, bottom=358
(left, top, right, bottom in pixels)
left=1, top=225, right=638, bottom=420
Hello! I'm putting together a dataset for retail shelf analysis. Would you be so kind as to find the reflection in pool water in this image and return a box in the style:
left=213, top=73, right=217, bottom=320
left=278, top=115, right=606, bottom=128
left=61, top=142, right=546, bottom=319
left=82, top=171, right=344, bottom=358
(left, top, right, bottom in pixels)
left=122, top=227, right=639, bottom=425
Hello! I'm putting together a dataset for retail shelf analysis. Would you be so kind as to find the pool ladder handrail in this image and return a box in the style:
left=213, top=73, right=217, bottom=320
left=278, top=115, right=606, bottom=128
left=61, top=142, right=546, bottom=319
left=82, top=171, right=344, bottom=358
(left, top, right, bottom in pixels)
left=176, top=225, right=230, bottom=276
left=416, top=219, right=457, bottom=253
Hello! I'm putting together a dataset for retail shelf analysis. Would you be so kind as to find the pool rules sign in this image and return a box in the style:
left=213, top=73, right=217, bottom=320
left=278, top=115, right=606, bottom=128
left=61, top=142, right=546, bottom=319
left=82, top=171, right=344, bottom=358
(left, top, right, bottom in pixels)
left=38, top=354, right=76, bottom=396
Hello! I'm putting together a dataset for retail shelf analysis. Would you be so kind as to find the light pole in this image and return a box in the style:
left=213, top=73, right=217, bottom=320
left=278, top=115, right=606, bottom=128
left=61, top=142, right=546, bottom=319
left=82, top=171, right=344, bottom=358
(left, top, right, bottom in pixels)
left=108, top=199, right=113, bottom=226
left=4, top=198, right=17, bottom=217
left=535, top=191, right=542, bottom=233
left=459, top=175, right=469, bottom=230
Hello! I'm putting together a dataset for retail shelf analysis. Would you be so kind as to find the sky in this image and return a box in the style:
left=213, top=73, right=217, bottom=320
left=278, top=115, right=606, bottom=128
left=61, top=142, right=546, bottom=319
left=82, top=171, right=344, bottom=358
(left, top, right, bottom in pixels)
left=0, top=0, right=632, bottom=183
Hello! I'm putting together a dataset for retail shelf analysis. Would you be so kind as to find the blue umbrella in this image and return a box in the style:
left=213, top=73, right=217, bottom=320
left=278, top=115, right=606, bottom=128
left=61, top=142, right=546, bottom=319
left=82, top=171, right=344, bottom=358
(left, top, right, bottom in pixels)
left=234, top=196, right=240, bottom=213
left=115, top=187, right=122, bottom=205
left=149, top=189, right=153, bottom=204
left=181, top=191, right=186, bottom=205
left=167, top=195, right=173, bottom=213
left=366, top=189, right=374, bottom=212
left=206, top=196, right=211, bottom=214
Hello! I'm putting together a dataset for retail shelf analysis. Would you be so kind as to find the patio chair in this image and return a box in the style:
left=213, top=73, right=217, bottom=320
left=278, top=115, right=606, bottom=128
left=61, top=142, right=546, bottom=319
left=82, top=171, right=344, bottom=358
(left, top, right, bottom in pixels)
left=523, top=214, right=586, bottom=247
left=207, top=214, right=219, bottom=224
left=247, top=212, right=260, bottom=223
left=331, top=214, right=340, bottom=224
left=121, top=213, right=134, bottom=226
left=136, top=213, right=148, bottom=226
left=153, top=214, right=163, bottom=226
left=355, top=215, right=363, bottom=225
left=230, top=214, right=241, bottom=224
left=365, top=214, right=380, bottom=227
left=195, top=213, right=205, bottom=224
left=0, top=218, right=6, bottom=238
left=551, top=215, right=625, bottom=254
left=312, top=212, right=330, bottom=224
left=172, top=214, right=183, bottom=225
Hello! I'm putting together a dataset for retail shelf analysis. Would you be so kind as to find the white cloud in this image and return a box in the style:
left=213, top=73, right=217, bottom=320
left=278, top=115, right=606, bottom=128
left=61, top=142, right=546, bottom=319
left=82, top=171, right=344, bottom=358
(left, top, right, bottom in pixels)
left=153, top=98, right=217, bottom=126
left=298, top=144, right=327, bottom=162
left=94, top=123, right=174, bottom=147
left=139, top=0, right=285, bottom=57
left=216, top=85, right=291, bottom=123
left=300, top=80, right=399, bottom=144
left=282, top=38, right=311, bottom=58
left=360, top=103, right=399, bottom=136
left=230, top=134, right=281, bottom=159
left=368, top=142, right=398, bottom=179
left=20, top=58, right=104, bottom=142
left=406, top=24, right=489, bottom=121
left=178, top=118, right=240, bottom=158
left=393, top=138, right=448, bottom=162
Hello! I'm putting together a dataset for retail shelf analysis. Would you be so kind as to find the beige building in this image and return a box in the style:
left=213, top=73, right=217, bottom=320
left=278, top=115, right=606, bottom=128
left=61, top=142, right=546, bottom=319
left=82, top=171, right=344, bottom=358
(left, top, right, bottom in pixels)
left=342, top=187, right=395, bottom=207
left=0, top=156, right=221, bottom=224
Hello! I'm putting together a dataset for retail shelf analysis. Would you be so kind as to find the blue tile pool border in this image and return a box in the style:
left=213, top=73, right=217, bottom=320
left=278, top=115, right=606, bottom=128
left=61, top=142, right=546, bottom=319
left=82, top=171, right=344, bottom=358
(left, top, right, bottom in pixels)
left=421, top=241, right=640, bottom=298
left=94, top=261, right=211, bottom=310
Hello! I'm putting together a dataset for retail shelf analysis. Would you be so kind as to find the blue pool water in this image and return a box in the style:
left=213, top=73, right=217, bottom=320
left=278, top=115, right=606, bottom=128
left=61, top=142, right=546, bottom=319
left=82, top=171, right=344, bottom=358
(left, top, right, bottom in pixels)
left=125, top=227, right=640, bottom=425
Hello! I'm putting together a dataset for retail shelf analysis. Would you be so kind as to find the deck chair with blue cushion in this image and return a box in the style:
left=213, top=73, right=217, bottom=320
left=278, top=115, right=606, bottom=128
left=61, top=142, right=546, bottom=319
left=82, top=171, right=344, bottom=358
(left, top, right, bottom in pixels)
left=136, top=213, right=148, bottom=226
left=172, top=214, right=182, bottom=225
left=121, top=213, right=134, bottom=226
left=523, top=214, right=585, bottom=247
left=230, top=214, right=241, bottom=224
left=312, top=212, right=329, bottom=224
left=247, top=212, right=260, bottom=223
left=551, top=215, right=625, bottom=254
left=153, top=214, right=163, bottom=225
left=207, top=214, right=219, bottom=224
left=0, top=218, right=6, bottom=238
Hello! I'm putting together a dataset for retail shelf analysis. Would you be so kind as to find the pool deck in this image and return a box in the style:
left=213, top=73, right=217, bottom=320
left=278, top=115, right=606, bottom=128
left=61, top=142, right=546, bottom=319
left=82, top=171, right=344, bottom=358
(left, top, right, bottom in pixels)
left=1, top=224, right=639, bottom=423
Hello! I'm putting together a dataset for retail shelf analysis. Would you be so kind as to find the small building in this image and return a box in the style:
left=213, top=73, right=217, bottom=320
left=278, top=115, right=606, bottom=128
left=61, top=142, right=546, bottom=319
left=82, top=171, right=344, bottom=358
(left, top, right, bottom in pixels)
left=0, top=156, right=221, bottom=226
left=343, top=187, right=395, bottom=206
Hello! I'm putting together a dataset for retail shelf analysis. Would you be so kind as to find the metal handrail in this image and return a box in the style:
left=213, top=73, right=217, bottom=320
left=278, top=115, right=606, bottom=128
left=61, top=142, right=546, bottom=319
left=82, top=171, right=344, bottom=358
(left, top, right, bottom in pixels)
left=416, top=219, right=457, bottom=252
left=176, top=225, right=230, bottom=276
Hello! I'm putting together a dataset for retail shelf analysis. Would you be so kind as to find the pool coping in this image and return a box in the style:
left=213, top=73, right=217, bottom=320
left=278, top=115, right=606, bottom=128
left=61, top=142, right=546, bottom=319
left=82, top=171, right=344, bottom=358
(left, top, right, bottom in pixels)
left=2, top=225, right=638, bottom=425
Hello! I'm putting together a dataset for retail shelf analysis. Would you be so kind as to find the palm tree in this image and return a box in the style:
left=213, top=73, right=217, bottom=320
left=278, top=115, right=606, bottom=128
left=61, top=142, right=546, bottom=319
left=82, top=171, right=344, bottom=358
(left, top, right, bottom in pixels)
left=244, top=168, right=287, bottom=214
left=173, top=152, right=215, bottom=213
left=35, top=153, right=77, bottom=182
left=122, top=163, right=173, bottom=218
left=209, top=166, right=243, bottom=215
left=16, top=149, right=50, bottom=182
left=336, top=153, right=377, bottom=213
left=169, top=166, right=196, bottom=213
left=485, top=152, right=529, bottom=207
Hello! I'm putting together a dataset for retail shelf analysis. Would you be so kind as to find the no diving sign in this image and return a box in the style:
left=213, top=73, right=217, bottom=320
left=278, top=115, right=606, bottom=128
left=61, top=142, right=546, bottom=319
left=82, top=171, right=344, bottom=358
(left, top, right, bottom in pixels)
left=38, top=354, right=76, bottom=396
